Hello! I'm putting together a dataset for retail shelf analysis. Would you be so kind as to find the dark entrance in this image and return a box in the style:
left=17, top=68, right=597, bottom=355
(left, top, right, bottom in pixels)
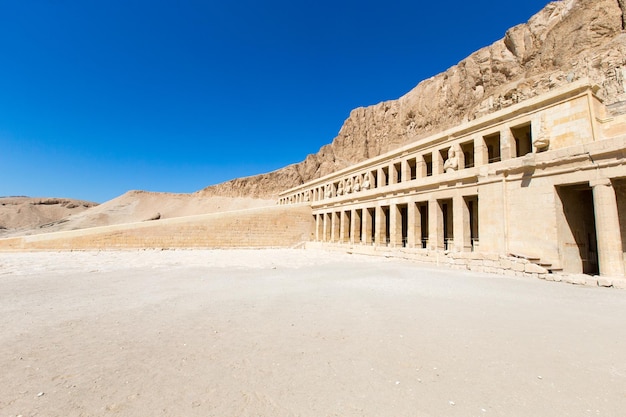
left=557, top=184, right=598, bottom=275
left=419, top=203, right=429, bottom=248
left=399, top=204, right=408, bottom=247
left=439, top=199, right=453, bottom=250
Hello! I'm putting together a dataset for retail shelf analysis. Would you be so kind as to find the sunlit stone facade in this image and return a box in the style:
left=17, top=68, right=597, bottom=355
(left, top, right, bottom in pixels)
left=279, top=81, right=626, bottom=279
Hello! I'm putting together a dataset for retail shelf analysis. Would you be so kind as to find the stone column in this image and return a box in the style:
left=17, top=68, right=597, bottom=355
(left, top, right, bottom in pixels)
left=322, top=213, right=331, bottom=242
left=351, top=209, right=361, bottom=244
left=433, top=150, right=444, bottom=176
left=407, top=202, right=417, bottom=248
left=377, top=167, right=387, bottom=188
left=314, top=214, right=320, bottom=241
left=500, top=127, right=515, bottom=160
left=417, top=156, right=427, bottom=178
left=453, top=194, right=471, bottom=252
left=375, top=206, right=385, bottom=246
left=344, top=211, right=353, bottom=243
left=402, top=159, right=411, bottom=183
left=331, top=212, right=340, bottom=242
left=429, top=199, right=442, bottom=250
left=390, top=163, right=398, bottom=185
left=362, top=208, right=372, bottom=245
left=389, top=204, right=402, bottom=247
left=475, top=135, right=487, bottom=167
left=591, top=179, right=625, bottom=277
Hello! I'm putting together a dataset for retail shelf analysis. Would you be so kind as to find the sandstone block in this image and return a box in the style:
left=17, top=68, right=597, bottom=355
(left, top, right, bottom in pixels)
left=525, top=263, right=548, bottom=274
left=500, top=259, right=512, bottom=270
left=512, top=262, right=526, bottom=272
left=562, top=275, right=587, bottom=285
left=612, top=279, right=626, bottom=290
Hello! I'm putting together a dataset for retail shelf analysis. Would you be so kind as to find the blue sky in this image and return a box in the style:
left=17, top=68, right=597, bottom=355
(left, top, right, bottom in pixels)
left=1, top=0, right=550, bottom=203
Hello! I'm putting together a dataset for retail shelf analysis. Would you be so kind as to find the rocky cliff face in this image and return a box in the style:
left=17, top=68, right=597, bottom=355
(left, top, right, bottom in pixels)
left=199, top=0, right=626, bottom=199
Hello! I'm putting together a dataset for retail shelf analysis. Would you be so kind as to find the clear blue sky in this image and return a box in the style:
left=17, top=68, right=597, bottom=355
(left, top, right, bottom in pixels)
left=1, top=0, right=550, bottom=203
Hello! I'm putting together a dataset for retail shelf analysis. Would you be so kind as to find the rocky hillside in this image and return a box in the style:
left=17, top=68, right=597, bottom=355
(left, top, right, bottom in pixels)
left=0, top=192, right=274, bottom=237
left=199, top=0, right=626, bottom=199
left=0, top=197, right=98, bottom=236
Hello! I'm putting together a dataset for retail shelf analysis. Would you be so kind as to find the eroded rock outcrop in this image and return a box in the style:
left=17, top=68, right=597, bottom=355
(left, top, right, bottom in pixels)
left=200, top=0, right=626, bottom=199
left=0, top=197, right=98, bottom=236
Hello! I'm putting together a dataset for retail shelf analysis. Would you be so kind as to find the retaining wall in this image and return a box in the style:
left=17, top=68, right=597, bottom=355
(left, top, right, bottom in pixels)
left=0, top=205, right=314, bottom=251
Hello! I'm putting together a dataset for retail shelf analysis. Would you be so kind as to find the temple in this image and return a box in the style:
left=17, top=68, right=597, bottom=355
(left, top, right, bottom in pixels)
left=278, top=81, right=626, bottom=279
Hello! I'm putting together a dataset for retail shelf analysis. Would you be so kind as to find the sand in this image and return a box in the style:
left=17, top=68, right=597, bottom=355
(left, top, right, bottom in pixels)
left=1, top=249, right=625, bottom=417
left=0, top=193, right=275, bottom=237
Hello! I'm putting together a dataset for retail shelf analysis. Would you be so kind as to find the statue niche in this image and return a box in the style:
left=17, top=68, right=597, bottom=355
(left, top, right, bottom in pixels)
left=443, top=147, right=459, bottom=173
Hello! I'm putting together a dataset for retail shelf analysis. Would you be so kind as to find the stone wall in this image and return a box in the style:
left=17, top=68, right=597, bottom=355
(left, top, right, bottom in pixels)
left=308, top=242, right=626, bottom=289
left=0, top=205, right=314, bottom=251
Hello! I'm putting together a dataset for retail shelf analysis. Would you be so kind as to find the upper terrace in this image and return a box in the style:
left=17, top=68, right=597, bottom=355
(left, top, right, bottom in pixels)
left=278, top=80, right=613, bottom=206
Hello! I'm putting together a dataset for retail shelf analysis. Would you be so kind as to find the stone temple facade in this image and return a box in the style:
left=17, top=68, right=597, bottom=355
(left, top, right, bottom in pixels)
left=278, top=81, right=626, bottom=280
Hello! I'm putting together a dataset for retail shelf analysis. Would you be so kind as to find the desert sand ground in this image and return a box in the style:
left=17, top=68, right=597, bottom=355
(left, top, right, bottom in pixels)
left=0, top=249, right=625, bottom=417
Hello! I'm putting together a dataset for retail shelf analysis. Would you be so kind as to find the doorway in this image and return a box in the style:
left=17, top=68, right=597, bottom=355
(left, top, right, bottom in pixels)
left=556, top=184, right=598, bottom=275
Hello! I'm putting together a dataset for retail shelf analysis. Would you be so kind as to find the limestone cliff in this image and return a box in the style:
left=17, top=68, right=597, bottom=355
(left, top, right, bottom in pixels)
left=199, top=0, right=626, bottom=199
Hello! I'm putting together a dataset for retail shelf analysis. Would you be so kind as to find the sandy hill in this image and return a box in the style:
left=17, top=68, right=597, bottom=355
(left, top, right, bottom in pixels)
left=0, top=197, right=98, bottom=237
left=2, top=191, right=274, bottom=237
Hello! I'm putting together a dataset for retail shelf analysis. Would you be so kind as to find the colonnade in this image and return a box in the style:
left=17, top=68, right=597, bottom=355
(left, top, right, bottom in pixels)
left=314, top=194, right=479, bottom=252
left=277, top=118, right=537, bottom=206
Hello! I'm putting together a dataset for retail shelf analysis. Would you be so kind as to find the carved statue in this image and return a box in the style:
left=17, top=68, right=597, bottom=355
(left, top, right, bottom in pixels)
left=345, top=178, right=352, bottom=194
left=324, top=184, right=332, bottom=199
left=337, top=181, right=344, bottom=196
left=534, top=114, right=550, bottom=151
left=443, top=147, right=459, bottom=173
left=304, top=192, right=310, bottom=202
left=362, top=174, right=371, bottom=190
left=353, top=176, right=361, bottom=192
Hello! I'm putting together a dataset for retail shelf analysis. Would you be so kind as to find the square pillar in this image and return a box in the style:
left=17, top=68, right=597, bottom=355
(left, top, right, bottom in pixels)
left=389, top=163, right=398, bottom=185
left=351, top=209, right=362, bottom=244
left=417, top=156, right=427, bottom=178
left=433, top=150, right=444, bottom=176
left=501, top=127, right=515, bottom=160
left=453, top=194, right=472, bottom=252
left=362, top=208, right=373, bottom=245
left=315, top=214, right=321, bottom=241
left=429, top=199, right=443, bottom=250
left=377, top=167, right=386, bottom=188
left=474, top=135, right=487, bottom=167
left=331, top=212, right=340, bottom=242
left=389, top=204, right=402, bottom=247
left=375, top=206, right=386, bottom=246
left=591, top=179, right=625, bottom=277
left=323, top=212, right=331, bottom=242
left=402, top=159, right=411, bottom=183
left=407, top=202, right=418, bottom=248
left=340, top=211, right=350, bottom=243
